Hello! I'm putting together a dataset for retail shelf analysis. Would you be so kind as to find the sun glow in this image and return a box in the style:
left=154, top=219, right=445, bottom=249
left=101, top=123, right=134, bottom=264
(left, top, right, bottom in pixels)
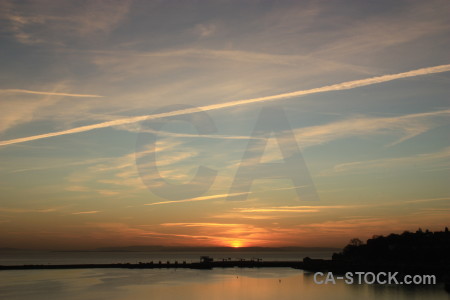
left=230, top=240, right=243, bottom=248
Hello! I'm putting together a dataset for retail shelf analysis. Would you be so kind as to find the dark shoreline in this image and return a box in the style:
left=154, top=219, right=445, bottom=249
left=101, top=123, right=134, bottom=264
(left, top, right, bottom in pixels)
left=0, top=260, right=303, bottom=270
left=1, top=258, right=448, bottom=278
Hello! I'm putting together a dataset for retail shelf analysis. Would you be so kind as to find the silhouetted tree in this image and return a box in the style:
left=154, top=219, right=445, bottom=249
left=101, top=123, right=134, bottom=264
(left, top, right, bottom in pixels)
left=350, top=238, right=363, bottom=246
left=333, top=227, right=450, bottom=266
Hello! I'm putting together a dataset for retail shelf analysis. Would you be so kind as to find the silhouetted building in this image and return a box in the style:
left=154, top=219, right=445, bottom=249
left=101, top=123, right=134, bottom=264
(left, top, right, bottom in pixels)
left=200, top=256, right=213, bottom=263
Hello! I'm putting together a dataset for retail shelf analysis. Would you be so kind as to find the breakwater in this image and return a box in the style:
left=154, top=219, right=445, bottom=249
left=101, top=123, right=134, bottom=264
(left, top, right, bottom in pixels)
left=0, top=259, right=304, bottom=270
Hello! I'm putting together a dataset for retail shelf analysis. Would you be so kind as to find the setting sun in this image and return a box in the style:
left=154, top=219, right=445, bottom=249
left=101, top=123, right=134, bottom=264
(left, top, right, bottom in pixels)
left=230, top=241, right=243, bottom=248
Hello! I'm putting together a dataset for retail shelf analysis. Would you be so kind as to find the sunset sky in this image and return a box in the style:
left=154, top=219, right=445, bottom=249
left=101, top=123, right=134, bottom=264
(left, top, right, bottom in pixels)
left=0, top=0, right=449, bottom=250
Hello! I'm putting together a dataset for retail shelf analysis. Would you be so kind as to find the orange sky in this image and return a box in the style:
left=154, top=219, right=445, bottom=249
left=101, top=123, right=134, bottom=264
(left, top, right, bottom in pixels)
left=0, top=1, right=449, bottom=250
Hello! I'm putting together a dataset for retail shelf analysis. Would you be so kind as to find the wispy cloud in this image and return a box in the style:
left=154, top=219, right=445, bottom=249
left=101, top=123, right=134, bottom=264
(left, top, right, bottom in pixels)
left=295, top=109, right=450, bottom=149
left=238, top=208, right=319, bottom=213
left=145, top=186, right=306, bottom=206
left=84, top=222, right=258, bottom=247
left=89, top=48, right=372, bottom=73
left=0, top=89, right=103, bottom=98
left=228, top=197, right=450, bottom=217
left=1, top=64, right=449, bottom=147
left=325, top=146, right=450, bottom=175
left=161, top=222, right=242, bottom=227
left=144, top=191, right=250, bottom=206
left=235, top=205, right=350, bottom=213
left=246, top=109, right=450, bottom=167
left=404, top=197, right=450, bottom=204
left=0, top=0, right=131, bottom=45
left=125, top=108, right=449, bottom=169
left=11, top=157, right=111, bottom=173
left=0, top=82, right=101, bottom=133
left=0, top=207, right=61, bottom=213
left=126, top=126, right=261, bottom=140
left=71, top=211, right=100, bottom=215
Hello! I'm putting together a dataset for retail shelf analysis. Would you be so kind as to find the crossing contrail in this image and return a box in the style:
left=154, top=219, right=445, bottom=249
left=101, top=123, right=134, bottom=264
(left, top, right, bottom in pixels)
left=1, top=64, right=449, bottom=147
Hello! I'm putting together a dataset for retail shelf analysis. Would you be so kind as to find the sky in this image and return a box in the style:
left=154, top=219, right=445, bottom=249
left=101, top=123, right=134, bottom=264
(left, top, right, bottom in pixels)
left=0, top=0, right=449, bottom=250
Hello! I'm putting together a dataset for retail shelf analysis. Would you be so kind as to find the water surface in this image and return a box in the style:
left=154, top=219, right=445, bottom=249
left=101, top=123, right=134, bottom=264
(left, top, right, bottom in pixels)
left=1, top=268, right=447, bottom=300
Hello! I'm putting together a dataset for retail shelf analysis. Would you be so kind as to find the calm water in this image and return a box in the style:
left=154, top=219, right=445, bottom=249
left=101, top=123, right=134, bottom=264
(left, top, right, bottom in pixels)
left=0, top=268, right=448, bottom=300
left=0, top=251, right=448, bottom=300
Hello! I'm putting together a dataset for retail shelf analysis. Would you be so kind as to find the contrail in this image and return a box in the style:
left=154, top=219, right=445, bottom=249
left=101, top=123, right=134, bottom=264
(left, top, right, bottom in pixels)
left=144, top=191, right=250, bottom=206
left=0, top=89, right=103, bottom=98
left=144, top=186, right=307, bottom=206
left=1, top=64, right=449, bottom=147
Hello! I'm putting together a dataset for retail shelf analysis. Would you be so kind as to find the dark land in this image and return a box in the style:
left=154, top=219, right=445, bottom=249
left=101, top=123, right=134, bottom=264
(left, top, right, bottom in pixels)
left=0, top=259, right=302, bottom=270
left=303, top=228, right=449, bottom=271
left=302, top=227, right=450, bottom=291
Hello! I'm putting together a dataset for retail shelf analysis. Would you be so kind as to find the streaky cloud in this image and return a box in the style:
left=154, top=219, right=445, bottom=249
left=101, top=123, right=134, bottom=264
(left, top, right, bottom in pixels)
left=71, top=211, right=101, bottom=215
left=0, top=89, right=103, bottom=98
left=145, top=186, right=306, bottom=206
left=295, top=109, right=450, bottom=149
left=326, top=146, right=450, bottom=175
left=144, top=191, right=250, bottom=206
left=160, top=222, right=243, bottom=227
left=1, top=64, right=449, bottom=147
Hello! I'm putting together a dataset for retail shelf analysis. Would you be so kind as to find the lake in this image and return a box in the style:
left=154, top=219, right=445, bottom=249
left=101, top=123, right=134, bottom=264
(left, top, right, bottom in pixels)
left=0, top=251, right=447, bottom=300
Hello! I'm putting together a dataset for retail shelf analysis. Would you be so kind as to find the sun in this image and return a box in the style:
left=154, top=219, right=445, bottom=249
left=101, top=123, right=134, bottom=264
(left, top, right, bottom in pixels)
left=230, top=240, right=243, bottom=248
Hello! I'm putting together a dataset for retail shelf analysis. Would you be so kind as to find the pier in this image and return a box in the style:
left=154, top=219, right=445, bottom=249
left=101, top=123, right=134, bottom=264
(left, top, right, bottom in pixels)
left=0, top=257, right=303, bottom=270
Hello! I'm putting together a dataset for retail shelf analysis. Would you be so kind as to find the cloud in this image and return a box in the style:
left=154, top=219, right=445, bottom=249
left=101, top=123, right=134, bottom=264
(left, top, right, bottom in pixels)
left=66, top=185, right=91, bottom=192
left=11, top=157, right=110, bottom=173
left=403, top=197, right=450, bottom=204
left=238, top=208, right=319, bottom=213
left=96, top=48, right=367, bottom=71
left=0, top=207, right=61, bottom=213
left=124, top=126, right=261, bottom=140
left=144, top=191, right=250, bottom=206
left=71, top=211, right=100, bottom=215
left=193, top=24, right=216, bottom=38
left=235, top=205, right=351, bottom=213
left=226, top=205, right=360, bottom=217
left=227, top=197, right=450, bottom=219
left=314, top=6, right=450, bottom=58
left=139, top=150, right=197, bottom=168
left=295, top=109, right=450, bottom=149
left=83, top=222, right=260, bottom=247
left=325, top=146, right=450, bottom=175
left=0, top=89, right=103, bottom=97
left=241, top=108, right=449, bottom=168
left=1, top=64, right=449, bottom=147
left=145, top=186, right=306, bottom=206
left=0, top=82, right=98, bottom=133
left=161, top=223, right=242, bottom=227
left=128, top=108, right=449, bottom=176
left=0, top=0, right=131, bottom=45
left=154, top=222, right=270, bottom=246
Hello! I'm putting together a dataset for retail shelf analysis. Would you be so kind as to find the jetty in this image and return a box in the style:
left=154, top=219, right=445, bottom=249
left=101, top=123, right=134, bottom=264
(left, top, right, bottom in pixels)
left=0, top=256, right=303, bottom=270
